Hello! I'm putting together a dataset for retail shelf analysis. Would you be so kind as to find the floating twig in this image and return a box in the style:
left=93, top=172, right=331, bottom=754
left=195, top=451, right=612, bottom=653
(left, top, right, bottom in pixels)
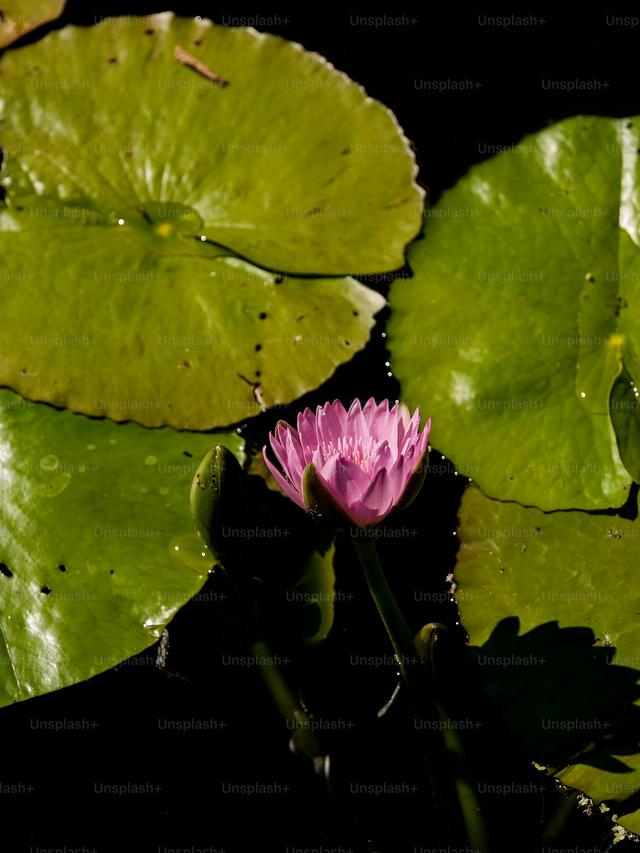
left=174, top=45, right=229, bottom=88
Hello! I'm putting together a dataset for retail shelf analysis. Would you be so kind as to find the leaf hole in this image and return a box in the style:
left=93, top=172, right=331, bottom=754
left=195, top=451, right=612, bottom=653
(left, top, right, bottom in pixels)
left=0, top=563, right=13, bottom=578
left=40, top=585, right=52, bottom=595
left=258, top=312, right=267, bottom=320
left=145, top=28, right=155, bottom=35
left=255, top=343, right=262, bottom=352
left=183, top=451, right=193, bottom=457
left=58, top=564, right=66, bottom=573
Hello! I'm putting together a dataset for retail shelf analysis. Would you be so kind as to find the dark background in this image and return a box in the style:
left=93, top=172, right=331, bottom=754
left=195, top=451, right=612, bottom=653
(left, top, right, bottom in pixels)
left=3, top=3, right=638, bottom=851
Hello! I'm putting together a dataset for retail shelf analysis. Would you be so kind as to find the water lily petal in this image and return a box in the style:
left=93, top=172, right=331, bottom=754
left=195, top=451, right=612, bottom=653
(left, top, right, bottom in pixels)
left=352, top=467, right=395, bottom=525
left=269, top=430, right=295, bottom=481
left=262, top=447, right=305, bottom=508
left=365, top=398, right=393, bottom=443
left=347, top=398, right=369, bottom=441
left=283, top=427, right=305, bottom=486
left=297, top=407, right=320, bottom=460
left=317, top=453, right=368, bottom=508
left=317, top=401, right=342, bottom=448
left=370, top=439, right=393, bottom=477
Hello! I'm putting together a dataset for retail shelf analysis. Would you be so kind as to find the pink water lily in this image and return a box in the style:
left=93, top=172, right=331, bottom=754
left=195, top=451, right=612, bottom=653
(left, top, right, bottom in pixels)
left=263, top=398, right=430, bottom=527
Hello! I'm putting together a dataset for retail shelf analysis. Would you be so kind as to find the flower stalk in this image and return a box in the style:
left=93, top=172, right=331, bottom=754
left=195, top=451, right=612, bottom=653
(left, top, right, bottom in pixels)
left=351, top=535, right=428, bottom=703
left=354, top=541, right=491, bottom=851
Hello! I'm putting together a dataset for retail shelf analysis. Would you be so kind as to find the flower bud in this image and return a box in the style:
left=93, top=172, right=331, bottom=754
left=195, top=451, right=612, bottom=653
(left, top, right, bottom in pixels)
left=190, top=445, right=248, bottom=564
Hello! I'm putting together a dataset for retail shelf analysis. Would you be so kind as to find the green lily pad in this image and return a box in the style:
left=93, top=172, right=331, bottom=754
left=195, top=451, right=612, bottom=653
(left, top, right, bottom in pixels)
left=0, top=0, right=65, bottom=48
left=388, top=115, right=640, bottom=510
left=0, top=13, right=405, bottom=428
left=0, top=12, right=422, bottom=275
left=0, top=237, right=384, bottom=428
left=456, top=484, right=640, bottom=833
left=0, top=387, right=243, bottom=707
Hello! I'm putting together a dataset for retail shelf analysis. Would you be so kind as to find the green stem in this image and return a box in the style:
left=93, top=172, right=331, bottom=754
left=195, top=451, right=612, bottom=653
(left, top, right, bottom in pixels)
left=222, top=569, right=327, bottom=769
left=250, top=638, right=325, bottom=765
left=352, top=536, right=492, bottom=851
left=352, top=535, right=427, bottom=702
left=417, top=623, right=490, bottom=850
left=437, top=703, right=491, bottom=851
left=541, top=789, right=578, bottom=842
